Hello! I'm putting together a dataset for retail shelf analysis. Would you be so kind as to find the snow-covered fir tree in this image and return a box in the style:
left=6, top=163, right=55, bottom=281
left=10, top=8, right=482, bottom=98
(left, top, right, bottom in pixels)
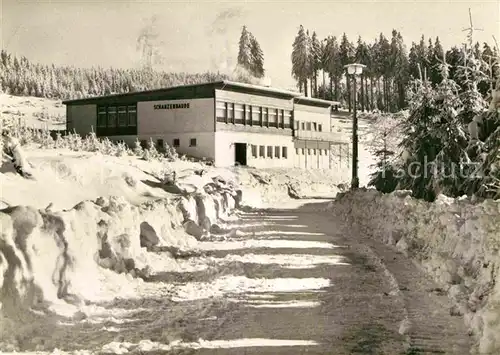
left=237, top=26, right=253, bottom=73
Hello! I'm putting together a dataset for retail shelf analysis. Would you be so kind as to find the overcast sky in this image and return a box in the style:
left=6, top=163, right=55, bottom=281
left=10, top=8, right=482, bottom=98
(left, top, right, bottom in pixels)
left=2, top=0, right=499, bottom=89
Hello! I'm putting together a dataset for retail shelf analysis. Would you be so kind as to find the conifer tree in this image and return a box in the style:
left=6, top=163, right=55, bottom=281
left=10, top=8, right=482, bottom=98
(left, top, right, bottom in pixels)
left=237, top=26, right=253, bottom=72
left=310, top=31, right=322, bottom=97
left=249, top=34, right=265, bottom=78
left=291, top=25, right=313, bottom=95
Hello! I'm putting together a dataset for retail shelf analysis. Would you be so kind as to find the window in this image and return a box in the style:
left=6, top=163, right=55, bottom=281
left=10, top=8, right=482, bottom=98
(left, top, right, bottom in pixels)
left=319, top=149, right=323, bottom=155
left=263, top=107, right=269, bottom=127
left=128, top=105, right=137, bottom=126
left=173, top=138, right=180, bottom=147
left=301, top=122, right=305, bottom=130
left=294, top=120, right=299, bottom=130
left=284, top=111, right=292, bottom=129
left=251, top=144, right=257, bottom=158
left=282, top=146, right=288, bottom=159
left=190, top=138, right=197, bottom=147
left=157, top=139, right=164, bottom=149
left=313, top=149, right=317, bottom=155
left=97, top=106, right=107, bottom=127
left=296, top=148, right=300, bottom=155
left=259, top=145, right=265, bottom=157
left=306, top=122, right=312, bottom=131
left=118, top=106, right=127, bottom=127
left=234, top=103, right=244, bottom=124
left=301, top=148, right=305, bottom=155
left=227, top=102, right=234, bottom=123
left=245, top=105, right=252, bottom=125
left=279, top=109, right=285, bottom=128
left=313, top=122, right=317, bottom=131
left=216, top=101, right=226, bottom=123
left=308, top=148, right=312, bottom=155
left=107, top=106, right=117, bottom=127
left=269, top=108, right=277, bottom=127
left=274, top=146, right=280, bottom=158
left=267, top=146, right=273, bottom=158
left=252, top=106, right=260, bottom=125
left=318, top=124, right=322, bottom=132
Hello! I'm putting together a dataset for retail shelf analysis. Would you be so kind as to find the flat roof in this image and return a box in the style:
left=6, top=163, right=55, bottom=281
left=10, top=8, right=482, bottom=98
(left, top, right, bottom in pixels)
left=62, top=80, right=303, bottom=105
left=294, top=96, right=341, bottom=107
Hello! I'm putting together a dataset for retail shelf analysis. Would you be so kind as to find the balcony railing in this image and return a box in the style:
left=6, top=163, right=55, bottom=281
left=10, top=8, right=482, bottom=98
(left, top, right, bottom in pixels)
left=294, top=129, right=349, bottom=143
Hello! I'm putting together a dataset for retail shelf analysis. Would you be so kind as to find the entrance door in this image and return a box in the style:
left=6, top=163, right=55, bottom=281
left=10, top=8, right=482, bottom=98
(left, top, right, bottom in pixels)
left=234, top=143, right=247, bottom=166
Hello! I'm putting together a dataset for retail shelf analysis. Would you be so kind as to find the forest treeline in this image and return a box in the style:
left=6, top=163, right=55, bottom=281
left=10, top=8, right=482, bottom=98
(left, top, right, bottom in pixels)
left=291, top=25, right=498, bottom=112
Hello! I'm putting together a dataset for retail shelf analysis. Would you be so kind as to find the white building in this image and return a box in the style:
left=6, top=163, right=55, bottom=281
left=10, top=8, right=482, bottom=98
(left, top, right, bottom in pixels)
left=63, top=80, right=348, bottom=169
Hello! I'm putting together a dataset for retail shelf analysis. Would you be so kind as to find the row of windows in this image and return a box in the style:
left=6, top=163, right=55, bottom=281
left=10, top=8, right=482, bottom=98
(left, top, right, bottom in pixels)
left=216, top=101, right=292, bottom=129
left=295, top=148, right=329, bottom=156
left=295, top=120, right=323, bottom=132
left=250, top=145, right=288, bottom=159
left=97, top=104, right=137, bottom=128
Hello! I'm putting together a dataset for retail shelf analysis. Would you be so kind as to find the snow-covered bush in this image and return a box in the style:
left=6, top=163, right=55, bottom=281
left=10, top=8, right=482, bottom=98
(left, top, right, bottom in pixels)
left=0, top=120, right=177, bottom=163
left=83, top=132, right=100, bottom=152
left=133, top=138, right=144, bottom=157
left=142, top=137, right=159, bottom=161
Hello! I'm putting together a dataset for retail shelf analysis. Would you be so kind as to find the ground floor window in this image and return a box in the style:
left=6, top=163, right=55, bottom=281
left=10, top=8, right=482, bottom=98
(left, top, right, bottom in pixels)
left=282, top=146, right=288, bottom=159
left=173, top=138, right=180, bottom=147
left=274, top=146, right=280, bottom=158
left=259, top=145, right=265, bottom=157
left=190, top=138, right=197, bottom=147
left=251, top=144, right=257, bottom=158
left=118, top=106, right=127, bottom=127
left=267, top=146, right=273, bottom=158
left=96, top=103, right=137, bottom=136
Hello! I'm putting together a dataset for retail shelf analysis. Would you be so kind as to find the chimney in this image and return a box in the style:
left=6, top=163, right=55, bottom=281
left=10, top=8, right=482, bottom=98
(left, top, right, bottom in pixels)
left=261, top=77, right=272, bottom=87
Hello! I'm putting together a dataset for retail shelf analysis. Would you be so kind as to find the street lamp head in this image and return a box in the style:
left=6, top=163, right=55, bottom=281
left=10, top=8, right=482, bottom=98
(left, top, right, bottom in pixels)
left=345, top=63, right=367, bottom=75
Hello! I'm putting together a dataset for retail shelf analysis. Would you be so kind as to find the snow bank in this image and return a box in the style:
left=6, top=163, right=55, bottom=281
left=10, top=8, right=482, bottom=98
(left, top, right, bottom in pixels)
left=331, top=189, right=500, bottom=354
left=0, top=177, right=242, bottom=338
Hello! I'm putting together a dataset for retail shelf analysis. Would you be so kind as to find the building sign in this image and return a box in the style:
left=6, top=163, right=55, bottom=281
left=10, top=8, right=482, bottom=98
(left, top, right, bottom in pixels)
left=154, top=103, right=190, bottom=110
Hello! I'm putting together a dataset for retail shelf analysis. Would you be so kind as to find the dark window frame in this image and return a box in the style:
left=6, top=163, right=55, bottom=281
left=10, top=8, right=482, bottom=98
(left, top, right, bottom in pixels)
left=96, top=103, right=137, bottom=136
left=190, top=138, right=197, bottom=147
left=173, top=138, right=180, bottom=147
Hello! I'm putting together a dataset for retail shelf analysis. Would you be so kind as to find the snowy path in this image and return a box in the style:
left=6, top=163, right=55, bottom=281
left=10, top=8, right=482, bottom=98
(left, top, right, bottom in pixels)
left=11, top=201, right=471, bottom=354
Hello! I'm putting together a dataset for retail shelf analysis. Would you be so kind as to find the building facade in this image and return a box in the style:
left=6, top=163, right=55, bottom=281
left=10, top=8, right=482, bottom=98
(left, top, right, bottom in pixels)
left=63, top=81, right=347, bottom=169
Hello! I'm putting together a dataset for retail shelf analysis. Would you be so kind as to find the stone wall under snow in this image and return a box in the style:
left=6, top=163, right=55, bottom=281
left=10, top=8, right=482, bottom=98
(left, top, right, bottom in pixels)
left=331, top=189, right=500, bottom=354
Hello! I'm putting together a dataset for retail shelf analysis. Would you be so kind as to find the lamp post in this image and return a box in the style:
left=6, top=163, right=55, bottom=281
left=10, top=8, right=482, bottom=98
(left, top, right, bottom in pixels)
left=344, top=63, right=366, bottom=189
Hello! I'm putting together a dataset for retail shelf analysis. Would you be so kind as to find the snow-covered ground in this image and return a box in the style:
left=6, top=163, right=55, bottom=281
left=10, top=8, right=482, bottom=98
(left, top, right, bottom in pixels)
left=0, top=94, right=66, bottom=130
left=0, top=139, right=348, bottom=353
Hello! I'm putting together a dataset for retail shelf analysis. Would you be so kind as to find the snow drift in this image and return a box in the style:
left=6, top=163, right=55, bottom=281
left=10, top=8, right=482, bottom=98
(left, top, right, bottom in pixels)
left=331, top=189, right=500, bottom=354
left=0, top=176, right=242, bottom=337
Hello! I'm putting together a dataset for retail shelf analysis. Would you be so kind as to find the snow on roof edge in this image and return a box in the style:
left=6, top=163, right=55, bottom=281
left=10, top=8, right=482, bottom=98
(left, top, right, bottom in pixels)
left=220, top=80, right=302, bottom=97
left=294, top=96, right=341, bottom=106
